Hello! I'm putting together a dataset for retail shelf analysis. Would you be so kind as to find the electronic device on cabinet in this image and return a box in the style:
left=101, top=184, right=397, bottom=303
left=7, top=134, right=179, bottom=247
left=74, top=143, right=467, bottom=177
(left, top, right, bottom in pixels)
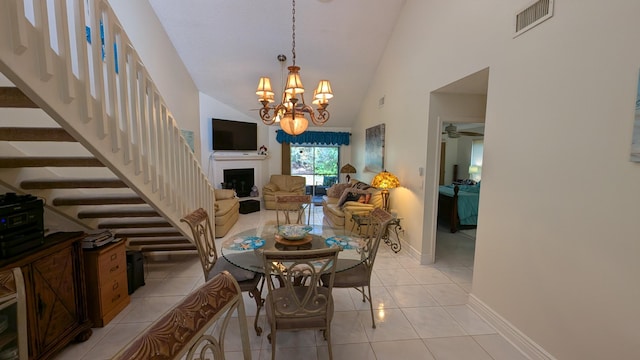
left=0, top=193, right=45, bottom=259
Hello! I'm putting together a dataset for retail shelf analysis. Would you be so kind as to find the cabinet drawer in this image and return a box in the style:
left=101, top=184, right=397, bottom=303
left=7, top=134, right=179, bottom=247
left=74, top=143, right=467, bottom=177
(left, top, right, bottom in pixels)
left=97, top=243, right=126, bottom=278
left=99, top=270, right=128, bottom=314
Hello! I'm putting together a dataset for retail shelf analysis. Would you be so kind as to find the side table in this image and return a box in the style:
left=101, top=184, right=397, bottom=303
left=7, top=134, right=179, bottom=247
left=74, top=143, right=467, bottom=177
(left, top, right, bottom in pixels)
left=350, top=214, right=404, bottom=253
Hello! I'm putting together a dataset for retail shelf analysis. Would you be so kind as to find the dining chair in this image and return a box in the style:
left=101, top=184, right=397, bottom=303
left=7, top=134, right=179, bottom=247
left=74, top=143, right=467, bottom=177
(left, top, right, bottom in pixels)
left=181, top=208, right=264, bottom=336
left=262, top=247, right=342, bottom=360
left=275, top=194, right=312, bottom=226
left=321, top=207, right=394, bottom=328
left=112, top=271, right=251, bottom=360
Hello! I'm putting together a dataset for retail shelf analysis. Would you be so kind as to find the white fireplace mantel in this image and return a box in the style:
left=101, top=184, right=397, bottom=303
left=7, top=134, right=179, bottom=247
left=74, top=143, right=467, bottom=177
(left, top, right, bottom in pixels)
left=209, top=153, right=268, bottom=193
left=212, top=153, right=268, bottom=161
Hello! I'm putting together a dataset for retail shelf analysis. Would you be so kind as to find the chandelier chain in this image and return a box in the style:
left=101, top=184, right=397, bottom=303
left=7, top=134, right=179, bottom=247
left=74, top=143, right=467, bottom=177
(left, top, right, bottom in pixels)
left=291, top=0, right=296, bottom=66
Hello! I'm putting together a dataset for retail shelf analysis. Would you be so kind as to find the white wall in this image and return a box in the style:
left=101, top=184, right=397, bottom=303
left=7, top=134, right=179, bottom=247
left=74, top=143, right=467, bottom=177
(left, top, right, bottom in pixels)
left=353, top=0, right=640, bottom=359
left=108, top=0, right=201, bottom=156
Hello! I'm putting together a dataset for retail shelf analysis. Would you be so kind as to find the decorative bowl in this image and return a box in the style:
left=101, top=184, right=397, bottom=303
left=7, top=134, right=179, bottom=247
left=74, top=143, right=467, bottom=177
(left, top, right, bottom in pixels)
left=278, top=224, right=313, bottom=240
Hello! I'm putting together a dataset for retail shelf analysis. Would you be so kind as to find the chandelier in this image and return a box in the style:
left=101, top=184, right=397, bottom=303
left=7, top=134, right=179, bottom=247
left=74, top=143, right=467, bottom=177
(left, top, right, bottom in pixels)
left=255, top=0, right=333, bottom=136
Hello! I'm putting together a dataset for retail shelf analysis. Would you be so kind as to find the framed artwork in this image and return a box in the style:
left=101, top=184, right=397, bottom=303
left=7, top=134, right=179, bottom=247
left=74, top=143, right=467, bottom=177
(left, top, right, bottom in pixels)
left=181, top=129, right=195, bottom=152
left=365, top=124, right=385, bottom=172
left=630, top=69, right=640, bottom=162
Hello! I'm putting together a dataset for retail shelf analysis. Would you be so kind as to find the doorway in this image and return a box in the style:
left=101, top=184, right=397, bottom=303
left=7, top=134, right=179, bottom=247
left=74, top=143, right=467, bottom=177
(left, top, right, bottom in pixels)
left=423, top=67, right=489, bottom=268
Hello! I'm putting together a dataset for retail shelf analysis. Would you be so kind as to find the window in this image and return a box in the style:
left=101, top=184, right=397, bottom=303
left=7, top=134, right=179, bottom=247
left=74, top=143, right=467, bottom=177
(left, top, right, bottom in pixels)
left=291, top=146, right=339, bottom=197
left=470, top=139, right=484, bottom=181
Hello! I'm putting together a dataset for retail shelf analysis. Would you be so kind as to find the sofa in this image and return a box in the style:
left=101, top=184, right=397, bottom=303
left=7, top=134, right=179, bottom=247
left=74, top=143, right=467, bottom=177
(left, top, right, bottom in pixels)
left=262, top=175, right=306, bottom=210
left=322, top=180, right=383, bottom=229
left=213, top=188, right=239, bottom=237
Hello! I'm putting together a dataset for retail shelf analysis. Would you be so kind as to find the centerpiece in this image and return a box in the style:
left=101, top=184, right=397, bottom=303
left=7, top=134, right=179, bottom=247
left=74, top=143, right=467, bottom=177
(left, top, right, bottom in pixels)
left=275, top=224, right=313, bottom=245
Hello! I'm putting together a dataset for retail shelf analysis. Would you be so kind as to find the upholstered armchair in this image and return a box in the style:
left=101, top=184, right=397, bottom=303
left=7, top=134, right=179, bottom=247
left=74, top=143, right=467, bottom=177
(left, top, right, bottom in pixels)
left=262, top=175, right=306, bottom=210
left=213, top=188, right=239, bottom=237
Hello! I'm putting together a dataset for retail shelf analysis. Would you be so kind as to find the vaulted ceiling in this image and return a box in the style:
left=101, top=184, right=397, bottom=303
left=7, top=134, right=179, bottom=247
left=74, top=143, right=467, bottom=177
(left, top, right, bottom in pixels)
left=148, top=0, right=407, bottom=129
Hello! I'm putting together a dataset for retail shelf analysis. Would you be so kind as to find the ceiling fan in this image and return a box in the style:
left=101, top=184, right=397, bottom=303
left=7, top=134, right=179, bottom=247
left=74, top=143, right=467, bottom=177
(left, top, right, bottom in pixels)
left=442, top=123, right=483, bottom=138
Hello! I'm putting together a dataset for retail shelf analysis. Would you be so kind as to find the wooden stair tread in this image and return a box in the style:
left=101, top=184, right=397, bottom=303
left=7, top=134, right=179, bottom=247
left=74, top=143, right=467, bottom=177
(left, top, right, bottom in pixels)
left=126, top=238, right=191, bottom=246
left=78, top=209, right=160, bottom=219
left=113, top=230, right=181, bottom=238
left=0, top=87, right=38, bottom=108
left=21, top=178, right=127, bottom=189
left=98, top=220, right=172, bottom=229
left=0, top=127, right=75, bottom=141
left=53, top=195, right=144, bottom=206
left=0, top=157, right=103, bottom=168
left=128, top=244, right=197, bottom=252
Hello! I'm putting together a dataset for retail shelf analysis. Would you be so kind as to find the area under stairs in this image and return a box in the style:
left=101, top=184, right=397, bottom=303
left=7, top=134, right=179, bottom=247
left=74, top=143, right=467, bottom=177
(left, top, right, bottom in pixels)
left=0, top=87, right=195, bottom=252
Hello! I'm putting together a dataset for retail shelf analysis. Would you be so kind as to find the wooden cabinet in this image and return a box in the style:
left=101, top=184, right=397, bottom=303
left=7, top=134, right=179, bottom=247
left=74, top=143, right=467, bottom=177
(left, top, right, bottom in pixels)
left=0, top=231, right=92, bottom=360
left=83, top=240, right=130, bottom=327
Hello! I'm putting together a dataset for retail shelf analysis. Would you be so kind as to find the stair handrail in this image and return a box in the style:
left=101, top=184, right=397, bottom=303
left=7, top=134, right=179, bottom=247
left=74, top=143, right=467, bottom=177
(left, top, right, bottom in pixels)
left=0, top=0, right=214, bottom=240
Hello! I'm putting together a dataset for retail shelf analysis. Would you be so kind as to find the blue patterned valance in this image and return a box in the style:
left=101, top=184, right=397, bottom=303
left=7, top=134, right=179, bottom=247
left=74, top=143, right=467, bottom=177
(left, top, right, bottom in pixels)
left=276, top=130, right=350, bottom=145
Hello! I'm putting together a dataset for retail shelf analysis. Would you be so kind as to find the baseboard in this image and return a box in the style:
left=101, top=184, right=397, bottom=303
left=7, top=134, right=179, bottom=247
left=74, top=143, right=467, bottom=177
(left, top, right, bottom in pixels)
left=399, top=240, right=425, bottom=264
left=467, top=295, right=557, bottom=360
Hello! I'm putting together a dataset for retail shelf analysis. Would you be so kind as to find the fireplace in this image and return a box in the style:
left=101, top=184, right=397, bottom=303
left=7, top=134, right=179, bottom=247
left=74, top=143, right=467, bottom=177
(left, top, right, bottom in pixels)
left=222, top=168, right=254, bottom=197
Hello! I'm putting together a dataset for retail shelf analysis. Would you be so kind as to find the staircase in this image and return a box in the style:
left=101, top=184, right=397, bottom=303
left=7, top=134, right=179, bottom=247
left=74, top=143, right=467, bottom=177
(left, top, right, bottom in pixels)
left=0, top=0, right=215, bottom=250
left=0, top=88, right=195, bottom=251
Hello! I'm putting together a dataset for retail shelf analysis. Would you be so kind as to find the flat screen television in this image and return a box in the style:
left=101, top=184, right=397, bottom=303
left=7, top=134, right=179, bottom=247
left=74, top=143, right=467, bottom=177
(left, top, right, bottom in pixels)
left=211, top=118, right=257, bottom=151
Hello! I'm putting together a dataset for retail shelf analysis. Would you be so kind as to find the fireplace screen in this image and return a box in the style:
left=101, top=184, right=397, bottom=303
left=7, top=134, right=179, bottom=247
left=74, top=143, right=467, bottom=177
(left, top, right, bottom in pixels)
left=222, top=168, right=254, bottom=197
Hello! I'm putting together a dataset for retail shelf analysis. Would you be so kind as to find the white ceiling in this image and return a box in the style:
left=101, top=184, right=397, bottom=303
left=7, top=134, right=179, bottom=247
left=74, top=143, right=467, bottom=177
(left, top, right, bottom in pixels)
left=148, top=0, right=407, bottom=129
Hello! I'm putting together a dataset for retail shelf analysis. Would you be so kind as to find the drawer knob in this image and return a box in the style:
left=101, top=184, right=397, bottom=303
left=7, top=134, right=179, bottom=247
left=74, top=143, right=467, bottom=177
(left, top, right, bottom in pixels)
left=110, top=253, right=118, bottom=261
left=110, top=265, right=119, bottom=273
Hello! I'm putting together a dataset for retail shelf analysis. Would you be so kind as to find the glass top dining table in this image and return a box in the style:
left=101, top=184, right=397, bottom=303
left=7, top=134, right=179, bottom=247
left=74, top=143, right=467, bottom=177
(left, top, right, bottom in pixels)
left=220, top=223, right=369, bottom=274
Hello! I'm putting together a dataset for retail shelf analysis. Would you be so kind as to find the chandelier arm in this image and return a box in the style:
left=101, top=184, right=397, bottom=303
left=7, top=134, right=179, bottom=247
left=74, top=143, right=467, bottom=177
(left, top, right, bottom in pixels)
left=298, top=103, right=330, bottom=126
left=259, top=107, right=277, bottom=125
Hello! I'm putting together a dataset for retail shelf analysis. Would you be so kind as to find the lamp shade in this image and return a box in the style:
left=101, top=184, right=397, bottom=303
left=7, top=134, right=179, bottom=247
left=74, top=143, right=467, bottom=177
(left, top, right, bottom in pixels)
left=314, top=80, right=333, bottom=100
left=468, top=165, right=481, bottom=174
left=284, top=66, right=304, bottom=95
left=340, top=163, right=356, bottom=174
left=256, top=77, right=274, bottom=102
left=371, top=170, right=400, bottom=190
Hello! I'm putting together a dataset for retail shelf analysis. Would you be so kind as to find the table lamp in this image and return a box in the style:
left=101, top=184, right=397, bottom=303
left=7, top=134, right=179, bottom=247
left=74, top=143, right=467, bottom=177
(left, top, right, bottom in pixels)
left=468, top=165, right=482, bottom=181
left=340, top=163, right=356, bottom=183
left=371, top=170, right=400, bottom=211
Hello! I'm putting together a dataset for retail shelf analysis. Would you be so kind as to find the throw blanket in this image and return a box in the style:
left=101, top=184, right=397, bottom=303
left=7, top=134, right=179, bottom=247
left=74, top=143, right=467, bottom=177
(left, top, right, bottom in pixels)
left=438, top=184, right=480, bottom=225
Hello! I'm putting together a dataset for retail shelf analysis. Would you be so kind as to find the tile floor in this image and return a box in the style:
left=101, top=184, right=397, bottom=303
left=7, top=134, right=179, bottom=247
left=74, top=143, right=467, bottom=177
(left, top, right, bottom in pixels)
left=55, top=206, right=528, bottom=360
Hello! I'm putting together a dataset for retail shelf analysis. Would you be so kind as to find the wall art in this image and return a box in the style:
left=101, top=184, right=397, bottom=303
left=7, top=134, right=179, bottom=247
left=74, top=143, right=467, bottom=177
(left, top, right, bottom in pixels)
left=365, top=123, right=385, bottom=172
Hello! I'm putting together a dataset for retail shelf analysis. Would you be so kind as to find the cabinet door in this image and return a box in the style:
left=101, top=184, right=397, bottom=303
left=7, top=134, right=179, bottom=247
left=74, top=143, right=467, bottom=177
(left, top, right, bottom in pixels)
left=31, top=246, right=77, bottom=351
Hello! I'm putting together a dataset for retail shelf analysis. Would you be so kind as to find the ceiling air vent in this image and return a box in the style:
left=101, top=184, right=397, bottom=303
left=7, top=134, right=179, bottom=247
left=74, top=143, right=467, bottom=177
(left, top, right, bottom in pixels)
left=514, top=0, right=554, bottom=37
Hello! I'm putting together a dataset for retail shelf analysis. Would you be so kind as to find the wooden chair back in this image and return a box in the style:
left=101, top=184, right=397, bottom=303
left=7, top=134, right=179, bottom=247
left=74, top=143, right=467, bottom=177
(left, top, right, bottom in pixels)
left=361, top=208, right=394, bottom=273
left=180, top=208, right=218, bottom=281
left=275, top=194, right=312, bottom=226
left=262, top=247, right=341, bottom=359
left=112, top=271, right=251, bottom=360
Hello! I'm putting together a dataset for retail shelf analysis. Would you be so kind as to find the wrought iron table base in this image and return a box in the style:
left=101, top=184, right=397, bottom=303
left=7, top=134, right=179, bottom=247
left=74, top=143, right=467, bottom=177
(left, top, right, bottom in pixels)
left=350, top=214, right=403, bottom=253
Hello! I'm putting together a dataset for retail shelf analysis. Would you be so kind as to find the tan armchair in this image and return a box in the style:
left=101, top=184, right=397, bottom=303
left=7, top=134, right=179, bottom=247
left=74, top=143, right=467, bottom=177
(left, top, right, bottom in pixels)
left=213, top=188, right=239, bottom=237
left=262, top=174, right=306, bottom=210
